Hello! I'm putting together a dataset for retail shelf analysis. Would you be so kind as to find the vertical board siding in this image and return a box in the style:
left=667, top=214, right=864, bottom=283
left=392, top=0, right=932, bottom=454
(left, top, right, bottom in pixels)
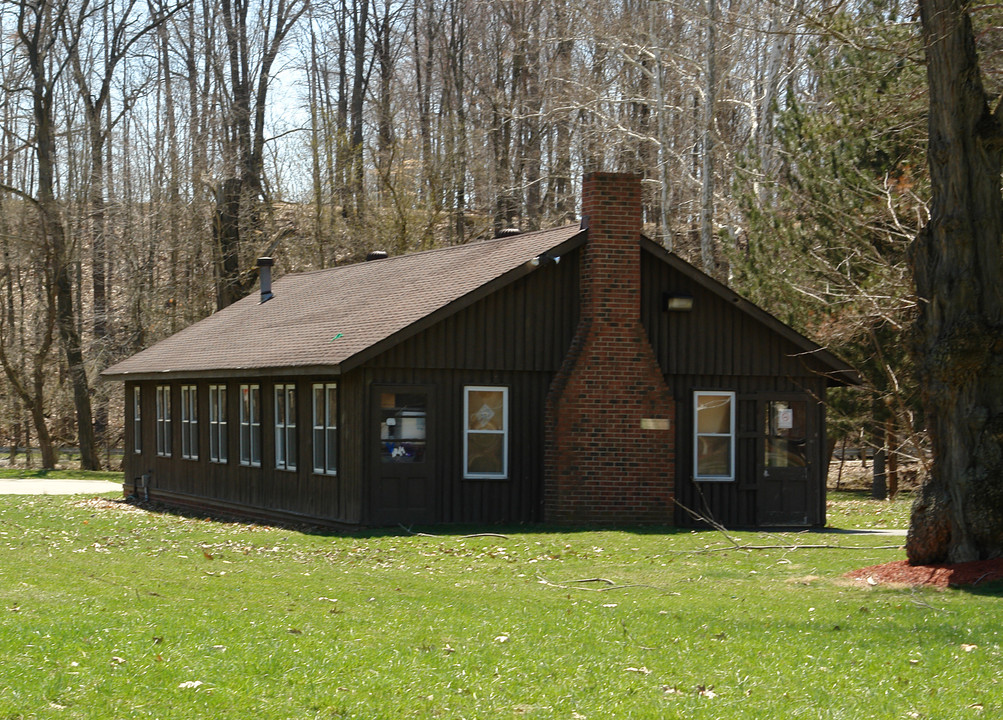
left=667, top=374, right=828, bottom=527
left=129, top=377, right=355, bottom=525
left=357, top=252, right=581, bottom=525
left=641, top=251, right=831, bottom=528
left=370, top=247, right=580, bottom=372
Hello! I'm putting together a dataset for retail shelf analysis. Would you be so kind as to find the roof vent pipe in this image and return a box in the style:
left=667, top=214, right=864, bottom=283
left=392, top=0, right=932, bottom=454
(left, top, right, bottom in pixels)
left=257, top=257, right=274, bottom=303
left=366, top=250, right=388, bottom=261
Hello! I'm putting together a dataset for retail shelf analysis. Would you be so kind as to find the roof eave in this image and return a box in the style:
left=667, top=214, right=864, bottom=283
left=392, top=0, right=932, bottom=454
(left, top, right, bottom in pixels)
left=99, top=364, right=343, bottom=383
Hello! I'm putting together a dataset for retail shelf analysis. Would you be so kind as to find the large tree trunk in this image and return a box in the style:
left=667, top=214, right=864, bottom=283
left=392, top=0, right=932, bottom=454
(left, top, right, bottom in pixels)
left=907, top=0, right=1003, bottom=564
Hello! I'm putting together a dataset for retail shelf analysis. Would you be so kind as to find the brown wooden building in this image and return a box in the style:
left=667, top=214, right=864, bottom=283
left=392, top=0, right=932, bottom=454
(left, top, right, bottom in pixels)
left=102, top=173, right=856, bottom=528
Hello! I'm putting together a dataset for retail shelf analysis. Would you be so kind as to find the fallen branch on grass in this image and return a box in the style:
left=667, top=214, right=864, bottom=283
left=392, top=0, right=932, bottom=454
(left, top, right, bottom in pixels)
left=672, top=499, right=903, bottom=552
left=672, top=543, right=905, bottom=553
left=536, top=575, right=680, bottom=595
left=398, top=524, right=509, bottom=540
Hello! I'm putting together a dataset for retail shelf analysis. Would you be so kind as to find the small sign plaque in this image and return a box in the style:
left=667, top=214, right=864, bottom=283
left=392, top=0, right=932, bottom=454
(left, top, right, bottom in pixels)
left=640, top=418, right=671, bottom=431
left=778, top=409, right=794, bottom=430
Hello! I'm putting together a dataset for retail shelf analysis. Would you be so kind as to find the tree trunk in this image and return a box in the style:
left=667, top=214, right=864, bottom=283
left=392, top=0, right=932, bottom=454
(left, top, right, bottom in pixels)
left=907, top=0, right=1003, bottom=564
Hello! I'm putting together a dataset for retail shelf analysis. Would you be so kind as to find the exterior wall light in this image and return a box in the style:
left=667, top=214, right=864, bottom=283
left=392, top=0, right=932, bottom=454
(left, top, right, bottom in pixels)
left=664, top=293, right=694, bottom=312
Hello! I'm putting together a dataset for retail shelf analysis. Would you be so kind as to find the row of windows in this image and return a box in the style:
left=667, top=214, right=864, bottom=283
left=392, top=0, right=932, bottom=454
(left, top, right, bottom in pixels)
left=140, top=386, right=754, bottom=482
left=137, top=383, right=511, bottom=481
left=136, top=383, right=338, bottom=475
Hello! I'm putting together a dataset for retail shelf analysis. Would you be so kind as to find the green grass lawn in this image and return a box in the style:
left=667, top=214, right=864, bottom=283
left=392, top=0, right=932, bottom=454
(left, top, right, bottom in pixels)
left=1, top=491, right=998, bottom=719
left=826, top=490, right=913, bottom=530
left=0, top=468, right=124, bottom=483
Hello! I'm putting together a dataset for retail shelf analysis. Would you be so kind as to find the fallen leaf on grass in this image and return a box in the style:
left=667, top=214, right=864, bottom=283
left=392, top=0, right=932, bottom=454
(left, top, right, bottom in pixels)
left=697, top=685, right=717, bottom=699
left=178, top=681, right=203, bottom=689
left=961, top=644, right=978, bottom=653
left=494, top=634, right=509, bottom=643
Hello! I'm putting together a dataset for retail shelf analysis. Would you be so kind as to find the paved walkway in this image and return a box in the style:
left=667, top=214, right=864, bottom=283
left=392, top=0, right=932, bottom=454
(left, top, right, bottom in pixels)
left=0, top=478, right=122, bottom=495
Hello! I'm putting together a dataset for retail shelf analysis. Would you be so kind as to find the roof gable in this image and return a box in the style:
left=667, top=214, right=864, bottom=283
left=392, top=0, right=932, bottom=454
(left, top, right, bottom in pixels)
left=103, top=225, right=585, bottom=380
left=641, top=237, right=859, bottom=385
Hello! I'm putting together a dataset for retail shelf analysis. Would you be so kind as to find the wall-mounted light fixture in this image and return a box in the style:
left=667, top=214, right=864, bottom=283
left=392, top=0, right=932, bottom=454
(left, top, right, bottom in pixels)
left=663, top=292, right=694, bottom=312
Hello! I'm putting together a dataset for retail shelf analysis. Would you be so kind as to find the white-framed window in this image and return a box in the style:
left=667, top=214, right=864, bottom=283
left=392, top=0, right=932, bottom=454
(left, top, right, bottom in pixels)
left=239, top=384, right=261, bottom=467
left=694, top=391, right=735, bottom=481
left=133, top=386, right=142, bottom=454
left=275, top=384, right=297, bottom=471
left=312, top=383, right=337, bottom=475
left=209, top=384, right=228, bottom=463
left=180, top=385, right=198, bottom=460
left=155, top=385, right=171, bottom=457
left=463, top=386, right=508, bottom=479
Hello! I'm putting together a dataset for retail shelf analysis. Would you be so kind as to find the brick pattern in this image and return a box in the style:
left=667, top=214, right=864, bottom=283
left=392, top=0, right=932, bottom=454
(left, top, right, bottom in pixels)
left=545, top=172, right=676, bottom=524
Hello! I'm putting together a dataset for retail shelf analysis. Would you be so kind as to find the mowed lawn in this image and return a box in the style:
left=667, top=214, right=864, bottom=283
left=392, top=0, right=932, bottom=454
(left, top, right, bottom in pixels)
left=1, top=490, right=1000, bottom=719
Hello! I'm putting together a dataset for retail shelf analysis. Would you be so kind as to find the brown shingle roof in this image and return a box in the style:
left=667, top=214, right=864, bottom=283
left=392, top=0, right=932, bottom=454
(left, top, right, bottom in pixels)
left=102, top=225, right=585, bottom=380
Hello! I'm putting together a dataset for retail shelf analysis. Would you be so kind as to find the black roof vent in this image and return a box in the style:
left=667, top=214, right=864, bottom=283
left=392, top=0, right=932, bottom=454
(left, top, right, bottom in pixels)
left=257, top=257, right=275, bottom=303
left=365, top=250, right=389, bottom=261
left=495, top=227, right=521, bottom=238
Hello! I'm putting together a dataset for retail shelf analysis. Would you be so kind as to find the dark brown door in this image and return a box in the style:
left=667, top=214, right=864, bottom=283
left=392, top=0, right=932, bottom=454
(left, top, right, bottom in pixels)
left=757, top=397, right=816, bottom=526
left=370, top=386, right=435, bottom=525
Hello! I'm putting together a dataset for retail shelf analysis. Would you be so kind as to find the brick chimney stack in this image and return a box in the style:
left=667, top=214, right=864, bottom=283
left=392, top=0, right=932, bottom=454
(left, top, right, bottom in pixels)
left=545, top=172, right=676, bottom=524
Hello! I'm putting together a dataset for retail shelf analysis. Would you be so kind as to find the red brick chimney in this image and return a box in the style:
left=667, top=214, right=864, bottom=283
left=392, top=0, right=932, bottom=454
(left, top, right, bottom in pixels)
left=545, top=172, right=676, bottom=524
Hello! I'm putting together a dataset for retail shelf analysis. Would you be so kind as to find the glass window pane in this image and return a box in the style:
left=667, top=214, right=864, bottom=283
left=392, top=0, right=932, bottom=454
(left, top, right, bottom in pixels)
left=697, top=437, right=731, bottom=476
left=313, top=428, right=324, bottom=471
left=468, top=390, right=504, bottom=430
left=696, top=394, right=731, bottom=433
left=766, top=400, right=807, bottom=468
left=275, top=388, right=285, bottom=425
left=467, top=433, right=504, bottom=475
left=379, top=391, right=427, bottom=464
left=313, top=386, right=324, bottom=426
left=327, top=386, right=337, bottom=426
left=326, top=428, right=337, bottom=472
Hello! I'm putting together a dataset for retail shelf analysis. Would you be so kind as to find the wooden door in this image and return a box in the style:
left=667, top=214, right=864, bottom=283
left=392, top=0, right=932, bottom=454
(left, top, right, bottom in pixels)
left=370, top=386, right=435, bottom=525
left=757, top=396, right=816, bottom=526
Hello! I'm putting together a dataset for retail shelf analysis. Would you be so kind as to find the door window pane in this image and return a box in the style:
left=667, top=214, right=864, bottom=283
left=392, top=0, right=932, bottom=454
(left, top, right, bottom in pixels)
left=765, top=400, right=807, bottom=468
left=379, top=391, right=427, bottom=463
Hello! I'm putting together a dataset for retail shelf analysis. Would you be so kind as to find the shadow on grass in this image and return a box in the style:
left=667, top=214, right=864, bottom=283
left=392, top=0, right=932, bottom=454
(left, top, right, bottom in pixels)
left=115, top=495, right=695, bottom=539
left=963, top=580, right=1003, bottom=598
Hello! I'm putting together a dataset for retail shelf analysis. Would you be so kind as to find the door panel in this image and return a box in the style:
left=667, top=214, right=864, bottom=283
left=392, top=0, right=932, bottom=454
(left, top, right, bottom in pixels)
left=370, top=386, right=435, bottom=525
left=757, top=397, right=814, bottom=526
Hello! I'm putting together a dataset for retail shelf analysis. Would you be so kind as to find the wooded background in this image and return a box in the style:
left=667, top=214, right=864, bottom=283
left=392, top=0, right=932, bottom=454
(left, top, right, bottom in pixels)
left=0, top=0, right=998, bottom=471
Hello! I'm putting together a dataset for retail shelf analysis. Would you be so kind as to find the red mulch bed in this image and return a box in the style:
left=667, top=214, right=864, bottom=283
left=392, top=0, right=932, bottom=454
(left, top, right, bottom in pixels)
left=846, top=558, right=1003, bottom=589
